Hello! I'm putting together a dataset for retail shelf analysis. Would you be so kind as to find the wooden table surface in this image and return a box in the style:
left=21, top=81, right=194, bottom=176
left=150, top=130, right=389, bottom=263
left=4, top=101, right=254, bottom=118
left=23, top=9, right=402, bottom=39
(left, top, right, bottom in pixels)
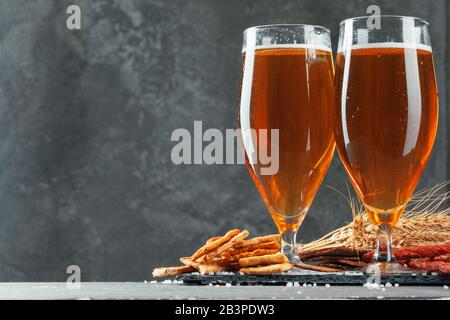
left=0, top=282, right=448, bottom=300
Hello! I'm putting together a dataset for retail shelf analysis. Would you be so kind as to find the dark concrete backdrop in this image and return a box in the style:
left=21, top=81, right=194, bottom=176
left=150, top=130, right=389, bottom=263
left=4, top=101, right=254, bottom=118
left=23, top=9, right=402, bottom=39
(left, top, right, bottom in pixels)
left=0, top=0, right=447, bottom=281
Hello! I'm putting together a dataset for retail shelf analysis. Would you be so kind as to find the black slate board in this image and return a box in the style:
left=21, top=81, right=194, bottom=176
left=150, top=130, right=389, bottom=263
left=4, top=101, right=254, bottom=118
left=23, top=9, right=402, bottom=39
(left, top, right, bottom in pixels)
left=176, top=270, right=450, bottom=286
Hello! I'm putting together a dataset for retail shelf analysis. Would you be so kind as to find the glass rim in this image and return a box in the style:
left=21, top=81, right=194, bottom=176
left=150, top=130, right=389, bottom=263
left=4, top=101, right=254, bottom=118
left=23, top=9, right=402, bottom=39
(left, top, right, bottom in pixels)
left=243, top=23, right=330, bottom=35
left=339, top=15, right=430, bottom=26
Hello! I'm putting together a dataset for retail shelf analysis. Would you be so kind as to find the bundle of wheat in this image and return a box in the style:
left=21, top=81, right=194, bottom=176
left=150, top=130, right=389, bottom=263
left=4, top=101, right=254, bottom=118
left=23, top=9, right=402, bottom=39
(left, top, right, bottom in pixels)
left=298, top=181, right=450, bottom=260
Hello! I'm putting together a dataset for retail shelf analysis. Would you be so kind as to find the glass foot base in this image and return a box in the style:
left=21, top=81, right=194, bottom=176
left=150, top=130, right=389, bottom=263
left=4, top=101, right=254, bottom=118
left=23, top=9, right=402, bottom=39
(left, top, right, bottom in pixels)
left=360, top=262, right=412, bottom=275
left=282, top=250, right=301, bottom=264
left=280, top=228, right=301, bottom=263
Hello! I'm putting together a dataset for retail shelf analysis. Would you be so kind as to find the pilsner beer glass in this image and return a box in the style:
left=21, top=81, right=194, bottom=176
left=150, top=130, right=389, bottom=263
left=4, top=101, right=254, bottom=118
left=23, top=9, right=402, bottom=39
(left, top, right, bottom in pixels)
left=335, top=16, right=439, bottom=273
left=236, top=25, right=335, bottom=262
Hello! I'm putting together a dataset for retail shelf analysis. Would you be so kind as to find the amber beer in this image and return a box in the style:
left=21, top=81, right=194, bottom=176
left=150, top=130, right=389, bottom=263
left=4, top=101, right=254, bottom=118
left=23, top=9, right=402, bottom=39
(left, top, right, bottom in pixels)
left=237, top=46, right=335, bottom=234
left=335, top=44, right=439, bottom=225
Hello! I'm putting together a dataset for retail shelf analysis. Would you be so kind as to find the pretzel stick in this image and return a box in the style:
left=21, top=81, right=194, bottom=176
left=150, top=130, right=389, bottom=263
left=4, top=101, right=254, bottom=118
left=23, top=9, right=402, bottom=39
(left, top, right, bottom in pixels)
left=235, top=234, right=280, bottom=248
left=201, top=230, right=249, bottom=261
left=239, top=252, right=288, bottom=268
left=152, top=265, right=194, bottom=277
left=191, top=229, right=240, bottom=261
left=240, top=263, right=292, bottom=275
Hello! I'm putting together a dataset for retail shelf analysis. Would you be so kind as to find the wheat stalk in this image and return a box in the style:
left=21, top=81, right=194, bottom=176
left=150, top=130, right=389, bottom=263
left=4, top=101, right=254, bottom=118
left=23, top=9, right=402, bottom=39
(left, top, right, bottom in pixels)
left=300, top=181, right=450, bottom=255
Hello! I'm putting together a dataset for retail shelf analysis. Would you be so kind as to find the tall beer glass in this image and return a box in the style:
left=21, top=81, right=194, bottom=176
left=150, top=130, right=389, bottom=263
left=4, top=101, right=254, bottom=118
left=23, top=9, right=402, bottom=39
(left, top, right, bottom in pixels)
left=335, top=16, right=438, bottom=273
left=237, top=25, right=335, bottom=262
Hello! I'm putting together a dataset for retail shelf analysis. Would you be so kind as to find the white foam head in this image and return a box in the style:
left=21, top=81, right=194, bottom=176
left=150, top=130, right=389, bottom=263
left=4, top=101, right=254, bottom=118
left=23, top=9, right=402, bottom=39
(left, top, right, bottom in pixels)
left=338, top=42, right=432, bottom=54
left=242, top=43, right=332, bottom=53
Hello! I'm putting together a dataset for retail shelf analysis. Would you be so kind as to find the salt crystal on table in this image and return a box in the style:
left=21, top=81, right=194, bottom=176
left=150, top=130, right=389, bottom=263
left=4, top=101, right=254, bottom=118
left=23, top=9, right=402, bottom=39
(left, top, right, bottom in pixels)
left=286, top=282, right=293, bottom=287
left=422, top=272, right=427, bottom=276
left=225, top=283, right=232, bottom=287
left=208, top=283, right=213, bottom=286
left=313, top=283, right=317, bottom=287
left=150, top=280, right=157, bottom=284
left=364, top=282, right=380, bottom=289
left=394, top=283, right=399, bottom=287
left=385, top=283, right=392, bottom=288
left=293, top=282, right=300, bottom=287
left=431, top=272, right=438, bottom=276
left=302, top=283, right=307, bottom=287
left=162, top=280, right=172, bottom=284
left=325, top=284, right=330, bottom=288
left=444, top=285, right=448, bottom=290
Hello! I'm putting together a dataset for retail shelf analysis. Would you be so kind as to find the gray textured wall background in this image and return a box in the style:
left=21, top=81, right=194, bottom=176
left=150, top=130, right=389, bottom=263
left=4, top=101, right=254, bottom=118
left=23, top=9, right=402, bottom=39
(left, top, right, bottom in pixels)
left=0, top=0, right=447, bottom=281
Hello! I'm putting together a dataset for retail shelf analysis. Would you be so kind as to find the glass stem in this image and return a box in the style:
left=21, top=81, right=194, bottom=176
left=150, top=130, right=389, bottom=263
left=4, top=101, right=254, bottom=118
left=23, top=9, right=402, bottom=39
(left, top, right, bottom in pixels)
left=281, top=229, right=300, bottom=263
left=373, top=224, right=396, bottom=263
